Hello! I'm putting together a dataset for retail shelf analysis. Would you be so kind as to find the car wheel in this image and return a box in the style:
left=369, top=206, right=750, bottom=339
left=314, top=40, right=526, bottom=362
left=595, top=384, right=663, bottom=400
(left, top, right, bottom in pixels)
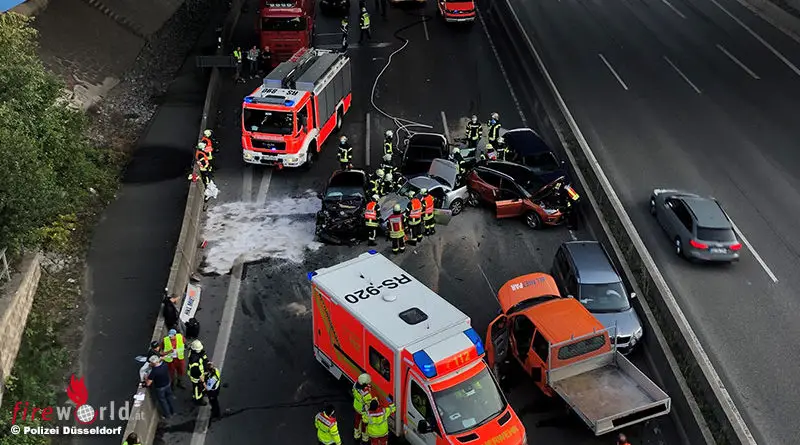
left=649, top=197, right=656, bottom=216
left=525, top=212, right=542, bottom=229
left=468, top=191, right=480, bottom=207
left=674, top=237, right=683, bottom=257
left=449, top=198, right=464, bottom=216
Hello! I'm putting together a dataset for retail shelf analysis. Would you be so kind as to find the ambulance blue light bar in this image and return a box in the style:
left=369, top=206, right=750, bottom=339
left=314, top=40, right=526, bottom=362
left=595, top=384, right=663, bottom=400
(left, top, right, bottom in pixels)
left=307, top=271, right=317, bottom=281
left=367, top=250, right=377, bottom=255
left=244, top=96, right=254, bottom=103
left=413, top=351, right=437, bottom=378
left=464, top=328, right=485, bottom=356
left=284, top=100, right=295, bottom=107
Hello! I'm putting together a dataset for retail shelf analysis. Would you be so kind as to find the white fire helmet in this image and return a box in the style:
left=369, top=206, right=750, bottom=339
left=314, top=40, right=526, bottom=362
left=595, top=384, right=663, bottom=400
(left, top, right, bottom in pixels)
left=384, top=173, right=393, bottom=182
left=372, top=194, right=380, bottom=201
left=203, top=129, right=212, bottom=138
left=340, top=135, right=348, bottom=143
left=471, top=115, right=478, bottom=123
left=491, top=112, right=500, bottom=120
left=376, top=169, right=385, bottom=178
left=191, top=340, right=203, bottom=352
left=357, top=373, right=372, bottom=385
left=385, top=130, right=393, bottom=139
left=197, top=142, right=206, bottom=150
left=383, top=154, right=392, bottom=162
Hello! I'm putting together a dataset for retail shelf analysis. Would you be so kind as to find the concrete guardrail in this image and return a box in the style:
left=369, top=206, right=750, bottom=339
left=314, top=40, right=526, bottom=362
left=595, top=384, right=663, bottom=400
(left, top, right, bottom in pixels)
left=482, top=1, right=756, bottom=444
left=120, top=0, right=246, bottom=442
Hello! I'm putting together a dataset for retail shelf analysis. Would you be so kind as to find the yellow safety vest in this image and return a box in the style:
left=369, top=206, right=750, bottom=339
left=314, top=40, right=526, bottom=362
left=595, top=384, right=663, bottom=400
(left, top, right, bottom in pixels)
left=383, top=140, right=392, bottom=155
left=315, top=413, right=342, bottom=445
left=233, top=50, right=242, bottom=61
left=352, top=385, right=374, bottom=412
left=363, top=404, right=396, bottom=438
left=188, top=360, right=205, bottom=383
left=122, top=442, right=141, bottom=445
left=206, top=368, right=221, bottom=391
left=162, top=334, right=185, bottom=362
left=361, top=13, right=371, bottom=29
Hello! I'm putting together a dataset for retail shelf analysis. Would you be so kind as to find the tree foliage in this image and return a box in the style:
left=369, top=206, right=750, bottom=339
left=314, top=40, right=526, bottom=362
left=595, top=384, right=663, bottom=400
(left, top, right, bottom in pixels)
left=0, top=13, right=116, bottom=252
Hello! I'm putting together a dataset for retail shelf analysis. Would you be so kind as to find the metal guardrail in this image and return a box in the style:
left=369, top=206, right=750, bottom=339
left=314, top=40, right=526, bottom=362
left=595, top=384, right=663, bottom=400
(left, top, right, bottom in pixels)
left=0, top=248, right=10, bottom=283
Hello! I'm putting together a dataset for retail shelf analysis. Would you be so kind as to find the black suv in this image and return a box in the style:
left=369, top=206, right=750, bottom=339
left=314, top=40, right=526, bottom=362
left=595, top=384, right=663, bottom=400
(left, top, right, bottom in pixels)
left=315, top=169, right=368, bottom=244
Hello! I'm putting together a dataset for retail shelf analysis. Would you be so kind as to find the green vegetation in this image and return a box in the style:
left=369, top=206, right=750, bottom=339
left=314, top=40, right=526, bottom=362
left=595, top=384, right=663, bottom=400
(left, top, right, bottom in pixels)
left=0, top=13, right=124, bottom=445
left=0, top=13, right=118, bottom=253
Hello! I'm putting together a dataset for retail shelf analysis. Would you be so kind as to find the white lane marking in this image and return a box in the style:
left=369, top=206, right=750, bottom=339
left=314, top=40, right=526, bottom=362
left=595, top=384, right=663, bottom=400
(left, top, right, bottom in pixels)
left=440, top=111, right=451, bottom=142
left=662, top=0, right=687, bottom=19
left=242, top=165, right=253, bottom=201
left=663, top=56, right=703, bottom=94
left=598, top=53, right=630, bottom=90
left=317, top=42, right=392, bottom=50
left=707, top=0, right=800, bottom=77
left=502, top=1, right=757, bottom=441
left=727, top=217, right=779, bottom=282
left=476, top=11, right=527, bottom=125
left=366, top=112, right=372, bottom=167
left=569, top=229, right=578, bottom=240
left=189, top=261, right=245, bottom=445
left=716, top=44, right=761, bottom=79
left=477, top=263, right=499, bottom=302
left=423, top=17, right=430, bottom=41
left=256, top=170, right=272, bottom=205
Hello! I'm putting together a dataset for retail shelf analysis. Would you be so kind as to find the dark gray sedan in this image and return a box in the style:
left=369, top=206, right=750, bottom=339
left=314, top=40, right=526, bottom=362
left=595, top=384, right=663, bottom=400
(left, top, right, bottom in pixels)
left=649, top=189, right=742, bottom=262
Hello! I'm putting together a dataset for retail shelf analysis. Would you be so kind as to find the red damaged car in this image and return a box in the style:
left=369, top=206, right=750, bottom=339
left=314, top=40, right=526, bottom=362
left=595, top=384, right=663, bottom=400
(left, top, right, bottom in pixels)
left=466, top=161, right=573, bottom=229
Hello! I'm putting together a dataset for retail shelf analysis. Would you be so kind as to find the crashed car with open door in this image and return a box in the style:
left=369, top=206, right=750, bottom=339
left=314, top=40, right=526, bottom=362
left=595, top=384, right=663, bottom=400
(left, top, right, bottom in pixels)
left=377, top=159, right=466, bottom=232
left=399, top=133, right=448, bottom=178
left=466, top=161, right=574, bottom=229
left=315, top=169, right=368, bottom=244
left=486, top=273, right=671, bottom=436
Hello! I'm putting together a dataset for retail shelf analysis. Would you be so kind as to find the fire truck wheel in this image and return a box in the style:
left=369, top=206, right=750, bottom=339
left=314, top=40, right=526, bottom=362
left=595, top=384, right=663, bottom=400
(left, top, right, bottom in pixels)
left=335, top=109, right=343, bottom=132
left=304, top=145, right=317, bottom=170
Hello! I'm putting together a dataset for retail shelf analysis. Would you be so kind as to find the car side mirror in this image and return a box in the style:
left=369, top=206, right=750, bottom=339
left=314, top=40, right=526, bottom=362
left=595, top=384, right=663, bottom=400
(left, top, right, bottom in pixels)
left=630, top=292, right=637, bottom=299
left=316, top=192, right=323, bottom=200
left=417, top=420, right=433, bottom=434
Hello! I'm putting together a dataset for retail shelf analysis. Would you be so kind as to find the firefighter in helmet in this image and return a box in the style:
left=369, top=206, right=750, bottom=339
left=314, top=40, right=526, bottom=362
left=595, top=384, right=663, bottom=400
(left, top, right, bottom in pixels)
left=383, top=130, right=393, bottom=156
left=388, top=204, right=406, bottom=254
left=405, top=190, right=424, bottom=245
left=495, top=135, right=509, bottom=161
left=369, top=169, right=384, bottom=196
left=420, top=188, right=436, bottom=236
left=338, top=136, right=353, bottom=170
left=364, top=194, right=381, bottom=246
left=380, top=154, right=395, bottom=178
left=196, top=142, right=213, bottom=185
left=382, top=172, right=395, bottom=195
left=201, top=129, right=218, bottom=154
left=487, top=112, right=501, bottom=145
left=465, top=114, right=482, bottom=149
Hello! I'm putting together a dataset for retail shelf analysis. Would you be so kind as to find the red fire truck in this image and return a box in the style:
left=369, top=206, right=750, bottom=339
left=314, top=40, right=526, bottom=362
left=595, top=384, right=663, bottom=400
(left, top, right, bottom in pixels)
left=310, top=251, right=528, bottom=445
left=241, top=48, right=352, bottom=168
left=258, top=0, right=315, bottom=65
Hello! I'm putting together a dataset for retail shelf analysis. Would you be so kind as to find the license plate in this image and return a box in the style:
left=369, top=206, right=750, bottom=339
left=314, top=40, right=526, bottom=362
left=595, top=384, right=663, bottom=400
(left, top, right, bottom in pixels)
left=261, top=155, right=279, bottom=161
left=710, top=248, right=726, bottom=254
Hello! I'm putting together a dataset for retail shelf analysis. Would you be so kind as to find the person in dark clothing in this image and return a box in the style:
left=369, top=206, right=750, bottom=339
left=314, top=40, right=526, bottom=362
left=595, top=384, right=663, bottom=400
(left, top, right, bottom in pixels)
left=145, top=356, right=174, bottom=419
left=162, top=292, right=181, bottom=332
left=147, top=341, right=163, bottom=360
left=260, top=46, right=272, bottom=74
left=205, top=362, right=222, bottom=419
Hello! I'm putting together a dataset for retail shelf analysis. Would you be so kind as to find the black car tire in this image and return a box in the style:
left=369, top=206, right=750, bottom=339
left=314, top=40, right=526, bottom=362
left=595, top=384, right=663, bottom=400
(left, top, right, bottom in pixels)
left=449, top=198, right=464, bottom=216
left=674, top=237, right=683, bottom=257
left=649, top=197, right=656, bottom=216
left=467, top=190, right=480, bottom=207
left=525, top=212, right=542, bottom=230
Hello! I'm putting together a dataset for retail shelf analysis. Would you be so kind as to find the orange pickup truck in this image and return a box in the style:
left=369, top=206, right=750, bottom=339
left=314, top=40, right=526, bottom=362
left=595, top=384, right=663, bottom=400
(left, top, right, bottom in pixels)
left=485, top=273, right=671, bottom=436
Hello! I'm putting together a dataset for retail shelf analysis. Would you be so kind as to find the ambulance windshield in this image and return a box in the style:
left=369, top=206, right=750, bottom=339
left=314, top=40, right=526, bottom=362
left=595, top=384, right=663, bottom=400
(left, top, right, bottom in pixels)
left=432, top=368, right=506, bottom=435
left=243, top=109, right=294, bottom=135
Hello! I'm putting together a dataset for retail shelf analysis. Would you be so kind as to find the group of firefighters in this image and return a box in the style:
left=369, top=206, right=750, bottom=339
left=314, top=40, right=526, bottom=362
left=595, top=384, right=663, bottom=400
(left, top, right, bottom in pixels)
left=315, top=373, right=395, bottom=445
left=193, top=129, right=219, bottom=185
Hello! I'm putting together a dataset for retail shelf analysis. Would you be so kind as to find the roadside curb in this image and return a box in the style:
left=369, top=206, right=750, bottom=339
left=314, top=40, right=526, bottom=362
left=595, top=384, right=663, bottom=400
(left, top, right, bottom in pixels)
left=120, top=0, right=245, bottom=443
left=481, top=1, right=756, bottom=444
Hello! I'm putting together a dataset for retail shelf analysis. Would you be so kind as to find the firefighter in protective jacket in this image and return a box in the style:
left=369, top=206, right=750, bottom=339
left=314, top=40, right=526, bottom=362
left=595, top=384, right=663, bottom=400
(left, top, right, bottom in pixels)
left=420, top=188, right=436, bottom=235
left=364, top=195, right=381, bottom=246
left=369, top=170, right=384, bottom=196
left=352, top=373, right=374, bottom=441
left=487, top=112, right=501, bottom=145
left=338, top=136, right=353, bottom=170
left=315, top=404, right=342, bottom=445
left=388, top=204, right=406, bottom=254
left=465, top=115, right=482, bottom=149
left=362, top=397, right=396, bottom=445
left=383, top=130, right=393, bottom=156
left=405, top=191, right=424, bottom=245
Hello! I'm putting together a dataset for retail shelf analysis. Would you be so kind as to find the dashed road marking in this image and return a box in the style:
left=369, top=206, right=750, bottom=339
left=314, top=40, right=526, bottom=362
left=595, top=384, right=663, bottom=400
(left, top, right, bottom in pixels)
left=476, top=11, right=527, bottom=125
left=717, top=44, right=761, bottom=79
left=663, top=56, right=702, bottom=94
left=599, top=53, right=629, bottom=91
left=661, top=0, right=687, bottom=19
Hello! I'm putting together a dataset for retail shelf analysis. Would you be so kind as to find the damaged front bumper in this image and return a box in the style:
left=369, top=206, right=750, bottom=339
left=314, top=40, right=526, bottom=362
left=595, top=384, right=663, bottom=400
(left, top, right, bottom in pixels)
left=315, top=213, right=363, bottom=245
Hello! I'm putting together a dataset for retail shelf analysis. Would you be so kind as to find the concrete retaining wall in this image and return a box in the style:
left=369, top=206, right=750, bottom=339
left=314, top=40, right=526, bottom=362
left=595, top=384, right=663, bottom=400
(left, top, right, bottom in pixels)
left=0, top=252, right=43, bottom=407
left=120, top=1, right=245, bottom=443
left=483, top=1, right=754, bottom=444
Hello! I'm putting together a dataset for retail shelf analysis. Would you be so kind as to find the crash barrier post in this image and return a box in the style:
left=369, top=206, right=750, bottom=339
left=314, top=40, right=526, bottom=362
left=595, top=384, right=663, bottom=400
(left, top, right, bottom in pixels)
left=481, top=1, right=753, bottom=444
left=120, top=0, right=246, bottom=443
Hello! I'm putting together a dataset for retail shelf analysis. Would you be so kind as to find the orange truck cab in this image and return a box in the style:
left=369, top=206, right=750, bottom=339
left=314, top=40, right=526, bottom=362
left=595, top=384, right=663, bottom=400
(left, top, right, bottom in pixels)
left=241, top=48, right=351, bottom=168
left=486, top=273, right=671, bottom=436
left=436, top=0, right=476, bottom=23
left=258, top=0, right=315, bottom=64
left=310, top=251, right=527, bottom=445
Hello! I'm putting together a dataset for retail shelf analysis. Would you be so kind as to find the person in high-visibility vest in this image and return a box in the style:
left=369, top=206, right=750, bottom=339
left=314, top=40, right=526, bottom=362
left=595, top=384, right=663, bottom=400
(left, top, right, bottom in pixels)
left=364, top=195, right=381, bottom=246
left=405, top=191, right=423, bottom=245
left=201, top=129, right=218, bottom=154
left=555, top=180, right=580, bottom=230
left=188, top=340, right=207, bottom=405
left=315, top=404, right=342, bottom=445
left=495, top=136, right=509, bottom=161
left=383, top=130, right=393, bottom=156
left=388, top=204, right=406, bottom=254
left=338, top=136, right=353, bottom=170
left=382, top=172, right=396, bottom=196
left=341, top=17, right=349, bottom=52
left=359, top=7, right=372, bottom=43
left=369, top=169, right=384, bottom=196
left=362, top=397, right=396, bottom=445
left=205, top=362, right=222, bottom=418
left=162, top=329, right=186, bottom=389
left=480, top=143, right=498, bottom=164
left=487, top=112, right=501, bottom=145
left=352, top=373, right=374, bottom=441
left=233, top=47, right=243, bottom=82
left=420, top=188, right=436, bottom=236
left=123, top=433, right=142, bottom=445
left=465, top=114, right=482, bottom=149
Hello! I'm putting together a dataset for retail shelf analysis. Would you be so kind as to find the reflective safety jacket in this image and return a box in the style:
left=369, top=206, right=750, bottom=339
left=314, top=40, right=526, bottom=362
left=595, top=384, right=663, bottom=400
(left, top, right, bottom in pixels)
left=352, top=384, right=374, bottom=412
left=315, top=412, right=342, bottom=445
left=338, top=144, right=353, bottom=163
left=364, top=201, right=380, bottom=227
left=162, top=334, right=185, bottom=362
left=381, top=177, right=395, bottom=195
left=422, top=195, right=435, bottom=220
left=360, top=12, right=371, bottom=29
left=188, top=360, right=205, bottom=383
left=388, top=213, right=405, bottom=239
left=122, top=441, right=142, bottom=445
left=487, top=121, right=501, bottom=142
left=369, top=177, right=381, bottom=195
left=195, top=149, right=209, bottom=163
left=383, top=139, right=392, bottom=155
left=233, top=49, right=242, bottom=61
left=566, top=185, right=580, bottom=201
left=466, top=121, right=482, bottom=141
left=406, top=198, right=423, bottom=224
left=362, top=403, right=397, bottom=438
left=201, top=136, right=214, bottom=151
left=205, top=368, right=221, bottom=392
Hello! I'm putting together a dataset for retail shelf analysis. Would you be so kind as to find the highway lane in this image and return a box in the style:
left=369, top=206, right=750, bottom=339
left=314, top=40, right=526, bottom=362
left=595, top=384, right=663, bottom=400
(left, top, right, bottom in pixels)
left=155, top=1, right=681, bottom=444
left=510, top=0, right=800, bottom=442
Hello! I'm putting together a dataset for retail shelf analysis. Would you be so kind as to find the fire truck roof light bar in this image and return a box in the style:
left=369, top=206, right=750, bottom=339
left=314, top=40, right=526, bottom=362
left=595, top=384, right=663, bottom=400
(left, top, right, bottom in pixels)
left=463, top=328, right=486, bottom=356
left=413, top=351, right=437, bottom=378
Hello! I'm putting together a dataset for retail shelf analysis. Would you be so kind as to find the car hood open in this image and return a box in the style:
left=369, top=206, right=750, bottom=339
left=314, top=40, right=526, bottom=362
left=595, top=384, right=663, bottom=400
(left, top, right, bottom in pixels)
left=427, top=158, right=458, bottom=189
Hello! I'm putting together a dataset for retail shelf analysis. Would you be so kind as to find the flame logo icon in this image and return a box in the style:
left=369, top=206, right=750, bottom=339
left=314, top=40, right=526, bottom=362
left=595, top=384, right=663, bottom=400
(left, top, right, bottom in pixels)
left=66, top=375, right=97, bottom=425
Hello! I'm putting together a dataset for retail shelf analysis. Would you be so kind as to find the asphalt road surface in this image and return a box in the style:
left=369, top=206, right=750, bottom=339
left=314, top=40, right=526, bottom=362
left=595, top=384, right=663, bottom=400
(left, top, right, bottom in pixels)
left=508, top=0, right=800, bottom=442
left=156, top=1, right=681, bottom=444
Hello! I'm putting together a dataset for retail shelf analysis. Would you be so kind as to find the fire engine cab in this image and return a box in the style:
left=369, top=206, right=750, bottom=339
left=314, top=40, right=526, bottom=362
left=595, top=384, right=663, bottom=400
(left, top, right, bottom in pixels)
left=241, top=47, right=352, bottom=168
left=310, top=251, right=527, bottom=445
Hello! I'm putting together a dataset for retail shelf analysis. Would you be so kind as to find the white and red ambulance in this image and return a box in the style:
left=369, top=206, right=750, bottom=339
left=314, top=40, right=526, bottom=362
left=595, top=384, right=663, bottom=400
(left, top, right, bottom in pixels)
left=310, top=251, right=527, bottom=445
